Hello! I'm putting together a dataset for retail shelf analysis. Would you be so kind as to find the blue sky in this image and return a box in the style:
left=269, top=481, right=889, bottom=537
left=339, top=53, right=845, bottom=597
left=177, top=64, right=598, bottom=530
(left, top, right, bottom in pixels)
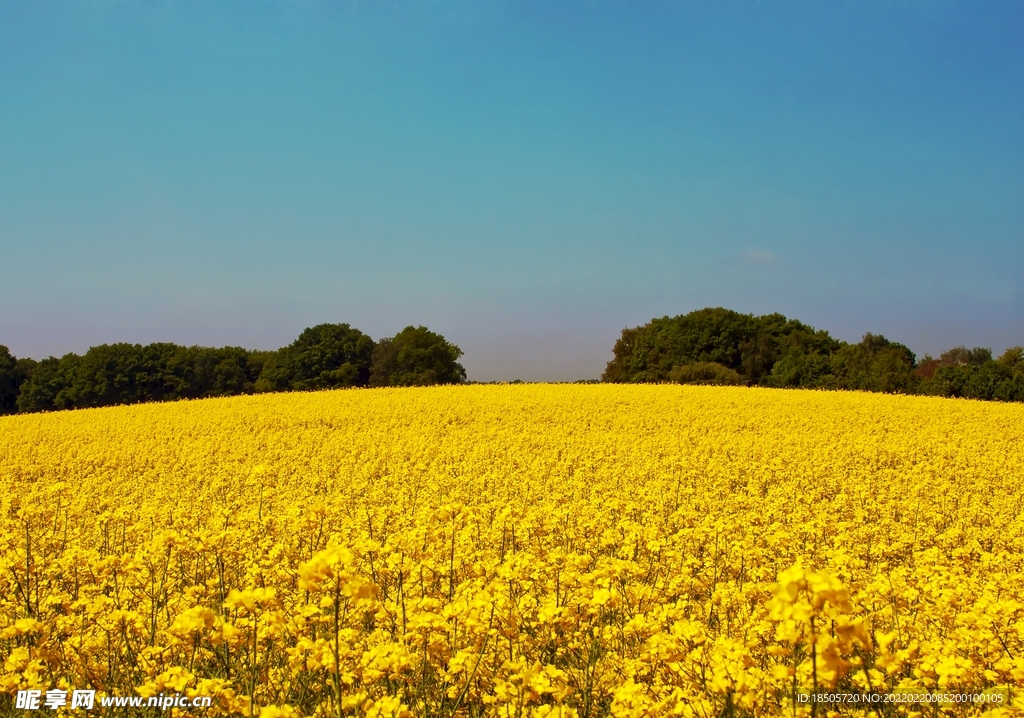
left=1, top=1, right=1021, bottom=381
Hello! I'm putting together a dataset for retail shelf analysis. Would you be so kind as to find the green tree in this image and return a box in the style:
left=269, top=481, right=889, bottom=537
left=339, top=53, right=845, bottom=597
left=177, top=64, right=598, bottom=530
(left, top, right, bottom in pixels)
left=922, top=352, right=1024, bottom=402
left=253, top=350, right=292, bottom=393
left=166, top=346, right=261, bottom=398
left=16, top=354, right=82, bottom=412
left=601, top=326, right=643, bottom=383
left=14, top=343, right=266, bottom=412
left=369, top=326, right=466, bottom=387
left=255, top=324, right=375, bottom=393
left=739, top=314, right=838, bottom=383
left=602, top=308, right=838, bottom=384
left=68, top=343, right=185, bottom=407
left=763, top=347, right=836, bottom=389
left=827, top=334, right=917, bottom=393
left=603, top=308, right=759, bottom=383
left=939, top=346, right=993, bottom=366
left=997, top=346, right=1023, bottom=370
left=0, top=346, right=20, bottom=415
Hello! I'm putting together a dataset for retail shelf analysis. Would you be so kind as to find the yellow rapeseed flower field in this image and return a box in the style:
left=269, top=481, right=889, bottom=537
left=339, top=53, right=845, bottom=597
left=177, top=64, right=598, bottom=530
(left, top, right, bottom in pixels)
left=1, top=385, right=1022, bottom=717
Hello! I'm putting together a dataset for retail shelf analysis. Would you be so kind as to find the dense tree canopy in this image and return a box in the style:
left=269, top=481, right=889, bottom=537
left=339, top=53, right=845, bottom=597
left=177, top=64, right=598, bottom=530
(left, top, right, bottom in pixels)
left=4, top=324, right=464, bottom=414
left=369, top=326, right=466, bottom=387
left=915, top=345, right=1024, bottom=401
left=763, top=332, right=918, bottom=394
left=602, top=308, right=839, bottom=385
left=0, top=346, right=22, bottom=415
left=256, top=324, right=374, bottom=392
left=603, top=308, right=1022, bottom=402
left=14, top=344, right=267, bottom=412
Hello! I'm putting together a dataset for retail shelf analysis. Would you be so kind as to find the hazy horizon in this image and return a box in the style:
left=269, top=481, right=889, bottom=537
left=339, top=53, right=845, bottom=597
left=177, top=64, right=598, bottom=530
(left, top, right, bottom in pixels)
left=2, top=1, right=1021, bottom=381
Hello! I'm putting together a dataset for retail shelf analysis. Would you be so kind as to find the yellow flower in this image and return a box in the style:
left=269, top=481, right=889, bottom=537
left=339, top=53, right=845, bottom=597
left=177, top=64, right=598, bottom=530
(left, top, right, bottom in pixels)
left=1, top=384, right=1021, bottom=715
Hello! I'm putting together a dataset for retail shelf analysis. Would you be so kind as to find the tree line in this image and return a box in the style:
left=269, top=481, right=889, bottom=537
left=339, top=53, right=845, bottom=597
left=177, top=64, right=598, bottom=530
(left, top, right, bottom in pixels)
left=3, top=308, right=1022, bottom=415
left=602, top=307, right=1024, bottom=402
left=0, top=324, right=466, bottom=415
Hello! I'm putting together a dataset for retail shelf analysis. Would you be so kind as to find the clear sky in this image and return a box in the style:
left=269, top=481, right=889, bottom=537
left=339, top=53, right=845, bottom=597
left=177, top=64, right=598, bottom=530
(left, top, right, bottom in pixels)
left=1, top=1, right=1021, bottom=381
